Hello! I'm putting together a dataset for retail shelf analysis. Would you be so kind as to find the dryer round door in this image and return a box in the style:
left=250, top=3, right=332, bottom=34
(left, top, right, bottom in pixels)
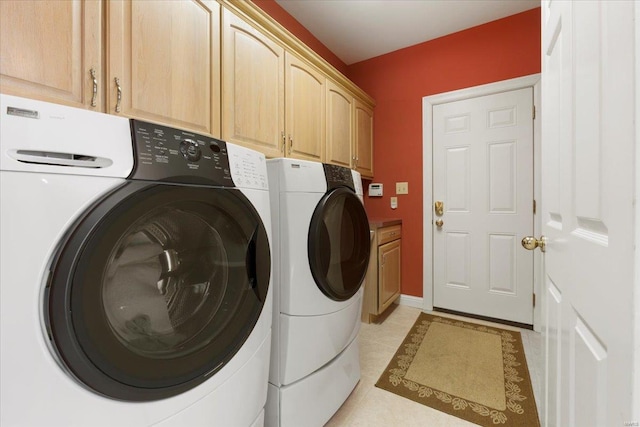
left=308, top=187, right=370, bottom=301
left=45, top=182, right=270, bottom=401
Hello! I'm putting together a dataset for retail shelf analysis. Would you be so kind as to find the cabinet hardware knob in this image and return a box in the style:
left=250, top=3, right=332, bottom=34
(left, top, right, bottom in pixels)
left=114, top=77, right=122, bottom=113
left=90, top=68, right=98, bottom=107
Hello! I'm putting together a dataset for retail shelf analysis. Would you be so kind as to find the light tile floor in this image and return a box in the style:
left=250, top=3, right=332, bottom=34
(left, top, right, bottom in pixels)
left=326, top=304, right=543, bottom=427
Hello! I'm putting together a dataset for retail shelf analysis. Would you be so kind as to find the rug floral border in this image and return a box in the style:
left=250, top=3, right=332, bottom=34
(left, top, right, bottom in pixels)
left=375, top=313, right=540, bottom=426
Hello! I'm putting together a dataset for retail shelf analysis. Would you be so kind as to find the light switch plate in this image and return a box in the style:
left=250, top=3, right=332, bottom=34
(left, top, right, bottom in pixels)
left=390, top=197, right=398, bottom=209
left=396, top=182, right=408, bottom=194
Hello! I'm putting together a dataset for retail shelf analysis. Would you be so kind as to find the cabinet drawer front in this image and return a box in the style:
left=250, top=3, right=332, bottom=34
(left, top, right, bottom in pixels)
left=378, top=225, right=401, bottom=245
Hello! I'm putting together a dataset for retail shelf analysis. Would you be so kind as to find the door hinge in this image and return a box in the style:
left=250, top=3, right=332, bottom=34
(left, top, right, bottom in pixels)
left=533, top=199, right=537, bottom=215
left=533, top=105, right=536, bottom=120
left=533, top=293, right=536, bottom=307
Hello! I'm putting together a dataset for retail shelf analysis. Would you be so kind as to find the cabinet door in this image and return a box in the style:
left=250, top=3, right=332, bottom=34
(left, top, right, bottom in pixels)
left=354, top=98, right=374, bottom=178
left=285, top=53, right=325, bottom=162
left=108, top=0, right=220, bottom=136
left=0, top=0, right=103, bottom=110
left=325, top=80, right=353, bottom=168
left=222, top=8, right=284, bottom=157
left=378, top=239, right=401, bottom=312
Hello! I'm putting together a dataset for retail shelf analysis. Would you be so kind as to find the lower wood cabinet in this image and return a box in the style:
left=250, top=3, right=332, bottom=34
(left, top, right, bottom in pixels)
left=362, top=223, right=402, bottom=323
left=379, top=237, right=401, bottom=311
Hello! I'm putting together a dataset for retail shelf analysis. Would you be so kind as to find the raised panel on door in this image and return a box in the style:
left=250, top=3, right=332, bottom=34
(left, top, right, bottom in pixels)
left=543, top=278, right=562, bottom=427
left=285, top=53, right=325, bottom=162
left=433, top=88, right=534, bottom=325
left=0, top=0, right=103, bottom=110
left=541, top=0, right=636, bottom=425
left=109, top=0, right=220, bottom=136
left=354, top=98, right=374, bottom=178
left=378, top=239, right=401, bottom=311
left=222, top=8, right=284, bottom=157
left=325, top=80, right=352, bottom=168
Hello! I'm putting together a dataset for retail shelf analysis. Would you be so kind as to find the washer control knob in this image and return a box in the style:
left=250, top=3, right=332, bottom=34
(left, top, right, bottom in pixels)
left=179, top=139, right=201, bottom=162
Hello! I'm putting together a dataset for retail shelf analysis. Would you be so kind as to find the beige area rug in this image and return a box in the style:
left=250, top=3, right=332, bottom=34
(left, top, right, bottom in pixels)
left=375, top=313, right=540, bottom=426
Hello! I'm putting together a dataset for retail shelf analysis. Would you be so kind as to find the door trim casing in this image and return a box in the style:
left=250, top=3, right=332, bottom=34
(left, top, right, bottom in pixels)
left=422, top=74, right=542, bottom=331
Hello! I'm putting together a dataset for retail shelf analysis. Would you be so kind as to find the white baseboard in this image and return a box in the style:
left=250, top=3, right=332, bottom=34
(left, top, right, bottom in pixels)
left=395, top=294, right=423, bottom=309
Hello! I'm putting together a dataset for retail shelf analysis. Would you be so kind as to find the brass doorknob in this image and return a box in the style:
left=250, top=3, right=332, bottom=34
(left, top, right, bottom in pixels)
left=521, top=236, right=546, bottom=252
left=435, top=219, right=444, bottom=228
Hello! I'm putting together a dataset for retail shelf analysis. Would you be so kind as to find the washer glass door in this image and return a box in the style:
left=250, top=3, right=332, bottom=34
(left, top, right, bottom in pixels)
left=46, top=182, right=270, bottom=401
left=308, top=187, right=370, bottom=301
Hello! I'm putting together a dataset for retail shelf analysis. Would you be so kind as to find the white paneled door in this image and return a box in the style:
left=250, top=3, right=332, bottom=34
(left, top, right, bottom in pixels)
left=433, top=88, right=534, bottom=325
left=541, top=1, right=636, bottom=426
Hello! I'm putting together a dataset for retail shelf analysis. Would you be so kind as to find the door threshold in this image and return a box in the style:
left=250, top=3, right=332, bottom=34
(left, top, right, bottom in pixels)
left=433, top=307, right=534, bottom=331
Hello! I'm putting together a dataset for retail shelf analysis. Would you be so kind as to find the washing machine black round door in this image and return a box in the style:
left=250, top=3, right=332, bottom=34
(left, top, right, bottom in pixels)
left=308, top=187, right=370, bottom=301
left=45, top=182, right=270, bottom=401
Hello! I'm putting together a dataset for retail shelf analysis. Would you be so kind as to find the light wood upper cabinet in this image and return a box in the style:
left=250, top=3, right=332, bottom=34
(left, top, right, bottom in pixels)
left=0, top=0, right=103, bottom=110
left=325, top=80, right=353, bottom=168
left=354, top=98, right=374, bottom=178
left=108, top=0, right=220, bottom=136
left=222, top=8, right=285, bottom=157
left=285, top=53, right=325, bottom=162
left=1, top=1, right=374, bottom=170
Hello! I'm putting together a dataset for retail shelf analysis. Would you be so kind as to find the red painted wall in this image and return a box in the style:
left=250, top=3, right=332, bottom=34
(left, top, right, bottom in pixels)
left=251, top=0, right=348, bottom=75
left=346, top=8, right=541, bottom=297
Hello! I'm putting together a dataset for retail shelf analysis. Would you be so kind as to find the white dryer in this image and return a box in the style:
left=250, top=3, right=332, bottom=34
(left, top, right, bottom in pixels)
left=265, top=158, right=370, bottom=427
left=0, top=95, right=273, bottom=427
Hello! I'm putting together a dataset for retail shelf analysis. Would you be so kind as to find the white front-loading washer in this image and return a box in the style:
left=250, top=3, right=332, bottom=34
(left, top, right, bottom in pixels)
left=0, top=95, right=273, bottom=426
left=265, top=158, right=370, bottom=427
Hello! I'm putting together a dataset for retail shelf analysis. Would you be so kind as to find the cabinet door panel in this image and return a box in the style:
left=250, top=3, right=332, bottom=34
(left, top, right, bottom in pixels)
left=109, top=0, right=220, bottom=135
left=222, top=9, right=284, bottom=157
left=354, top=98, right=374, bottom=178
left=379, top=239, right=401, bottom=312
left=326, top=80, right=352, bottom=168
left=0, top=0, right=102, bottom=110
left=286, top=53, right=325, bottom=162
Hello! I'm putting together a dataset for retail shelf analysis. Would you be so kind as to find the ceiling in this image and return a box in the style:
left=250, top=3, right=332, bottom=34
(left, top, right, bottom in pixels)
left=274, top=0, right=540, bottom=65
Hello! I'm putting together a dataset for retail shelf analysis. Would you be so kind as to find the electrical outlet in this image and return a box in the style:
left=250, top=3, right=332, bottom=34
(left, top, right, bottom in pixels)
left=390, top=197, right=398, bottom=209
left=396, top=182, right=408, bottom=194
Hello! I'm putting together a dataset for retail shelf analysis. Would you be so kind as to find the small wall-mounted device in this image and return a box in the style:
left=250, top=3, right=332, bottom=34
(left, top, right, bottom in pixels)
left=368, top=183, right=383, bottom=197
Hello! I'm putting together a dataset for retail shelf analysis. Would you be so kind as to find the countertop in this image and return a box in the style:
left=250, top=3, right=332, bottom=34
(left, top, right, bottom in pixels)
left=368, top=218, right=402, bottom=229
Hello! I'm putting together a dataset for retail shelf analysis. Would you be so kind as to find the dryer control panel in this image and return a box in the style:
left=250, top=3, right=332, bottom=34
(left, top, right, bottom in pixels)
left=129, top=120, right=234, bottom=187
left=323, top=163, right=355, bottom=191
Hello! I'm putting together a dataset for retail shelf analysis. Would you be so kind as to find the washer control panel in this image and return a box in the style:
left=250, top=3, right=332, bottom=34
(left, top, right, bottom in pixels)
left=323, top=163, right=355, bottom=191
left=130, top=120, right=234, bottom=187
